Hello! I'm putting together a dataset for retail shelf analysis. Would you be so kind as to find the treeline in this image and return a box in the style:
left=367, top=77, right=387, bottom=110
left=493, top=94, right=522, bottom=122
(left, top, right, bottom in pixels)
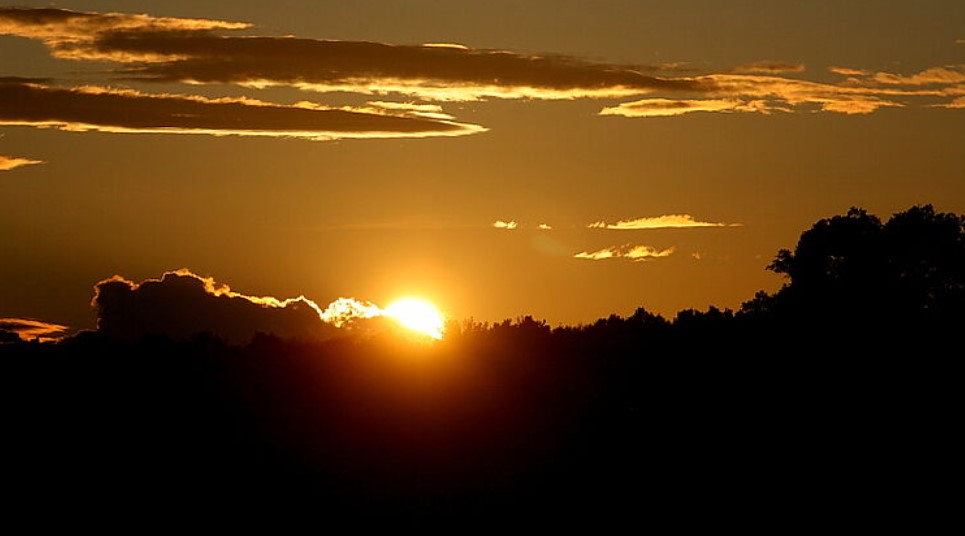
left=1, top=204, right=961, bottom=528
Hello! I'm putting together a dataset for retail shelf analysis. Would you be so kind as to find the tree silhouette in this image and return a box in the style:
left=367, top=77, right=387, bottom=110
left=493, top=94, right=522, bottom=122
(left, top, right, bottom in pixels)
left=755, top=204, right=965, bottom=327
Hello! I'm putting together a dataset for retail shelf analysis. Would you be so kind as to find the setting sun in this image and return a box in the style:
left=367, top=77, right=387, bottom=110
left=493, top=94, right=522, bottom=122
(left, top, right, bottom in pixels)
left=383, top=298, right=446, bottom=339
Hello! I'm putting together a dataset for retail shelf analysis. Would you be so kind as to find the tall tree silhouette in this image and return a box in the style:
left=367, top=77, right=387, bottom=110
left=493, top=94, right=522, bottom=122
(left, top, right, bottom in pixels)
left=756, top=205, right=965, bottom=327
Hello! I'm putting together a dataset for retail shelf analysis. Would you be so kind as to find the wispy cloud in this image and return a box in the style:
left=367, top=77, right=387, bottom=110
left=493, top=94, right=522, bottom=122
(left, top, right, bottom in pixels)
left=600, top=98, right=763, bottom=117
left=0, top=80, right=483, bottom=139
left=493, top=220, right=518, bottom=230
left=588, top=214, right=742, bottom=229
left=694, top=68, right=965, bottom=114
left=602, top=67, right=965, bottom=117
left=733, top=61, right=805, bottom=74
left=0, top=318, right=69, bottom=342
left=828, top=66, right=871, bottom=76
left=936, top=96, right=965, bottom=109
left=872, top=66, right=965, bottom=86
left=538, top=223, right=553, bottom=230
left=0, top=155, right=43, bottom=171
left=574, top=245, right=675, bottom=261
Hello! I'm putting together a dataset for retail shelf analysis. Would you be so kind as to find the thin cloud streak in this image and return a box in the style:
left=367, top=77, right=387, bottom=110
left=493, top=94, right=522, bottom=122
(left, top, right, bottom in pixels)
left=733, top=61, right=805, bottom=74
left=574, top=245, right=675, bottom=261
left=600, top=98, right=763, bottom=117
left=0, top=80, right=483, bottom=139
left=589, top=214, right=742, bottom=229
left=0, top=155, right=43, bottom=171
left=0, top=317, right=69, bottom=342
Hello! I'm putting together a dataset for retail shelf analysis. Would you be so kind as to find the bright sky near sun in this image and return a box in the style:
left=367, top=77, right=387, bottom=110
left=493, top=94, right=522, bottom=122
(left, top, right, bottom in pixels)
left=1, top=1, right=963, bottom=333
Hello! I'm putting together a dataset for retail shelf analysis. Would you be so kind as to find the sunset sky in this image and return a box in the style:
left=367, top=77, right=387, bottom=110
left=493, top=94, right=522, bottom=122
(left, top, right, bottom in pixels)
left=2, top=1, right=963, bottom=335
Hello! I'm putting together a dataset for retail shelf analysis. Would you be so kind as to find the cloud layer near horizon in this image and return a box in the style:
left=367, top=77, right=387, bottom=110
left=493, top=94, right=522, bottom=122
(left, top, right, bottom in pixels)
left=91, top=269, right=394, bottom=343
left=0, top=79, right=482, bottom=139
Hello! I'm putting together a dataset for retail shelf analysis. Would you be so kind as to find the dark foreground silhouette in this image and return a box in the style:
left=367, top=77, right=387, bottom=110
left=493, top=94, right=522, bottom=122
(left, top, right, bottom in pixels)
left=2, top=205, right=960, bottom=529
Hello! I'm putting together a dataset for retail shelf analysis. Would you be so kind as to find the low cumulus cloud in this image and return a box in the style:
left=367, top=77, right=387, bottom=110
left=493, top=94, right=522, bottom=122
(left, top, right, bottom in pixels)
left=91, top=269, right=394, bottom=343
left=589, top=214, right=742, bottom=229
left=0, top=155, right=43, bottom=171
left=0, top=318, right=69, bottom=342
left=574, top=245, right=675, bottom=261
left=493, top=220, right=518, bottom=230
left=0, top=79, right=482, bottom=139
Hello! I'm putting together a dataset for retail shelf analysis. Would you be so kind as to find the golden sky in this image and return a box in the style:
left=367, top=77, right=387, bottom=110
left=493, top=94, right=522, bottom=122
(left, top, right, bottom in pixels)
left=1, top=1, right=963, bottom=332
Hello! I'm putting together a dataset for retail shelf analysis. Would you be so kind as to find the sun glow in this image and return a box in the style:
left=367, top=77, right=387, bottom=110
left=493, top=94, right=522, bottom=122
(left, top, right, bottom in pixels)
left=383, top=298, right=446, bottom=339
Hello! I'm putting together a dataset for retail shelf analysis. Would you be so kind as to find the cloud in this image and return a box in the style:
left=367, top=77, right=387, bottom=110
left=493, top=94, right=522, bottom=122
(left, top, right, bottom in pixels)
left=538, top=224, right=553, bottom=230
left=0, top=8, right=702, bottom=102
left=872, top=66, right=965, bottom=86
left=90, top=269, right=394, bottom=343
left=2, top=8, right=961, bottom=115
left=938, top=96, right=965, bottom=109
left=0, top=80, right=482, bottom=139
left=604, top=68, right=965, bottom=117
left=363, top=101, right=455, bottom=120
left=733, top=61, right=805, bottom=74
left=0, top=318, right=69, bottom=342
left=0, top=155, right=43, bottom=171
left=600, top=98, right=763, bottom=117
left=0, top=7, right=249, bottom=61
left=697, top=69, right=965, bottom=114
left=829, top=66, right=871, bottom=76
left=574, top=245, right=675, bottom=261
left=588, top=214, right=742, bottom=229
left=493, top=220, right=518, bottom=230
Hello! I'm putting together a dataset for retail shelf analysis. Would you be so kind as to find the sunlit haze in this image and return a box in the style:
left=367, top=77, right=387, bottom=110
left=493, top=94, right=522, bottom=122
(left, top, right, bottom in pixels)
left=383, top=298, right=446, bottom=339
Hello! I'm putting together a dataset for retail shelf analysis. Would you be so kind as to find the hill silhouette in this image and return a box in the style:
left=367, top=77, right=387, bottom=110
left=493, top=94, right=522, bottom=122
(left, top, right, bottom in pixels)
left=1, top=205, right=959, bottom=529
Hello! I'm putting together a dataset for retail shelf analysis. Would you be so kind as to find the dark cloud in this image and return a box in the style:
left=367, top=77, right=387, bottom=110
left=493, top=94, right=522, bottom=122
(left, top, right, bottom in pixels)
left=3, top=8, right=961, bottom=115
left=107, top=34, right=703, bottom=99
left=0, top=80, right=482, bottom=139
left=0, top=8, right=705, bottom=101
left=91, top=270, right=341, bottom=344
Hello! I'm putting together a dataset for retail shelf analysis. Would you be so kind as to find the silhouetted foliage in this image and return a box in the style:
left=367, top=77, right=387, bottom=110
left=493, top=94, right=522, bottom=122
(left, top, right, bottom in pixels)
left=754, top=204, right=965, bottom=332
left=1, top=204, right=958, bottom=529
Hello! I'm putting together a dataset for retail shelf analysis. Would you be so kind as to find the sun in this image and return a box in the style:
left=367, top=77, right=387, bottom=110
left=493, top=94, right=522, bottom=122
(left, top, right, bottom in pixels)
left=383, top=298, right=446, bottom=339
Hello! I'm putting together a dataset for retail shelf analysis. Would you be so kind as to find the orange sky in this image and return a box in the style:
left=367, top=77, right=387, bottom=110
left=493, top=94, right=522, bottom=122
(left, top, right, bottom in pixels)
left=1, top=1, right=963, bottom=332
